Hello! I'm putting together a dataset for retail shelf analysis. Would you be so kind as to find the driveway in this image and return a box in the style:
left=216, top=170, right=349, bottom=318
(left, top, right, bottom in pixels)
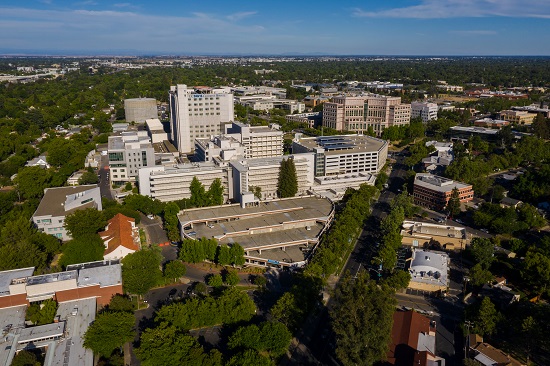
left=140, top=214, right=168, bottom=245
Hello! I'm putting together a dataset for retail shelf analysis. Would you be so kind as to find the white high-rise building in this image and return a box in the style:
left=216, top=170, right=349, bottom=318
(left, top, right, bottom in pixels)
left=411, top=102, right=438, bottom=123
left=169, top=84, right=234, bottom=154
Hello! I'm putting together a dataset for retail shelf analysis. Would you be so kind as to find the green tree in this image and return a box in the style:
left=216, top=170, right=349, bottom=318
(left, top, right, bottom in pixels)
left=229, top=243, right=246, bottom=266
left=14, top=166, right=51, bottom=199
left=522, top=249, right=550, bottom=296
left=122, top=249, right=163, bottom=296
left=137, top=323, right=222, bottom=366
left=207, top=178, right=224, bottom=206
left=224, top=269, right=240, bottom=286
left=78, top=171, right=99, bottom=185
left=108, top=294, right=135, bottom=312
left=383, top=270, right=411, bottom=291
left=446, top=187, right=461, bottom=218
left=277, top=158, right=298, bottom=198
left=64, top=208, right=106, bottom=239
left=207, top=273, right=224, bottom=288
left=164, top=260, right=187, bottom=282
left=469, top=237, right=494, bottom=269
left=331, top=273, right=395, bottom=366
left=190, top=177, right=207, bottom=207
left=83, top=311, right=135, bottom=357
left=163, top=202, right=180, bottom=242
left=228, top=321, right=292, bottom=358
left=10, top=350, right=41, bottom=366
left=227, top=349, right=272, bottom=366
left=249, top=185, right=262, bottom=201
left=156, top=287, right=256, bottom=330
left=26, top=299, right=58, bottom=325
left=471, top=297, right=499, bottom=336
left=468, top=263, right=494, bottom=287
left=216, top=244, right=231, bottom=265
left=124, top=182, right=133, bottom=191
left=253, top=275, right=267, bottom=287
left=59, top=235, right=105, bottom=268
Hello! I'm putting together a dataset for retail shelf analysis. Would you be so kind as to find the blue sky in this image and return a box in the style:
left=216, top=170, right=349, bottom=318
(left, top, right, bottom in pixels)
left=0, top=0, right=549, bottom=55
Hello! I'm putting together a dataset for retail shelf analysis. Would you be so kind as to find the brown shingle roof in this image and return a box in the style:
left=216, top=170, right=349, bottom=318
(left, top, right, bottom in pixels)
left=99, top=213, right=140, bottom=255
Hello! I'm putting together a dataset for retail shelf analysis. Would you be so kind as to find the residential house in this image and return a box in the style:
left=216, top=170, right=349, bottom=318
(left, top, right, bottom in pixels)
left=468, top=334, right=524, bottom=366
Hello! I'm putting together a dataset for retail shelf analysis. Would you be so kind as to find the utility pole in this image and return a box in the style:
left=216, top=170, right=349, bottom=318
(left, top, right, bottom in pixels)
left=464, top=320, right=473, bottom=360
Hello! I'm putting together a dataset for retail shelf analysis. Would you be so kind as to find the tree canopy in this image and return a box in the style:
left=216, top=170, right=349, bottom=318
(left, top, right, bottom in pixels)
left=121, top=248, right=163, bottom=295
left=330, top=273, right=396, bottom=366
left=83, top=311, right=135, bottom=357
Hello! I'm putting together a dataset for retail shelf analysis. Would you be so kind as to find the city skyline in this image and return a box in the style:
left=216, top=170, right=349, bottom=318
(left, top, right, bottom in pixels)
left=1, top=0, right=549, bottom=56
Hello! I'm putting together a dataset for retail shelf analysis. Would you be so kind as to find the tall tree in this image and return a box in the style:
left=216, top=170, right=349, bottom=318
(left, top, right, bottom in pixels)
left=330, top=273, right=395, bottom=366
left=83, top=311, right=135, bottom=357
left=277, top=158, right=298, bottom=198
left=471, top=297, right=499, bottom=336
left=163, top=202, right=180, bottom=242
left=229, top=243, right=246, bottom=266
left=446, top=187, right=461, bottom=218
left=190, top=177, right=207, bottom=207
left=122, top=248, right=163, bottom=296
left=207, top=178, right=224, bottom=206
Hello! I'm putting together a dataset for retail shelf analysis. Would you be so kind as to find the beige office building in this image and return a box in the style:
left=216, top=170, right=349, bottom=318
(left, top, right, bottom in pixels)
left=499, top=110, right=535, bottom=125
left=322, top=95, right=410, bottom=135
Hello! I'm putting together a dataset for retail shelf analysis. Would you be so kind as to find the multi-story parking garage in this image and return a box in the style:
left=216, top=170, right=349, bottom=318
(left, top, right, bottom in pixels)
left=178, top=196, right=334, bottom=268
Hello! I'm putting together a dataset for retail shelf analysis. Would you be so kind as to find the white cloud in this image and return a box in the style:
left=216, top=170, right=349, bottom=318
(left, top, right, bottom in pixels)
left=352, top=0, right=550, bottom=19
left=226, top=11, right=257, bottom=21
left=450, top=30, right=497, bottom=35
left=74, top=0, right=98, bottom=5
left=0, top=7, right=270, bottom=53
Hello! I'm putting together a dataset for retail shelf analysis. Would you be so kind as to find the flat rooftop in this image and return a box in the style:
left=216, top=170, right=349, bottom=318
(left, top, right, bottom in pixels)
left=0, top=305, right=27, bottom=366
left=34, top=185, right=99, bottom=217
left=0, top=267, right=34, bottom=296
left=18, top=322, right=65, bottom=344
left=50, top=297, right=96, bottom=366
left=402, top=221, right=466, bottom=240
left=26, top=271, right=77, bottom=286
left=67, top=259, right=122, bottom=288
left=180, top=197, right=333, bottom=264
left=414, top=173, right=471, bottom=193
left=180, top=196, right=332, bottom=225
left=295, top=134, right=387, bottom=156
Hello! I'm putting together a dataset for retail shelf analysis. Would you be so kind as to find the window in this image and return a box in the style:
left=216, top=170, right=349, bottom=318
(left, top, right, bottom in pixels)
left=413, top=240, right=419, bottom=247
left=108, top=152, right=124, bottom=161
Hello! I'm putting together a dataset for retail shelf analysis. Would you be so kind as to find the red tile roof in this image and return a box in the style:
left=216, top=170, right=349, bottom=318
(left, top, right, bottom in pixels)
left=387, top=310, right=434, bottom=366
left=99, top=213, right=140, bottom=255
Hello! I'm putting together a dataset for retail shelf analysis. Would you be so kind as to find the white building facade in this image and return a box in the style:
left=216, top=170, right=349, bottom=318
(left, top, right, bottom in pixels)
left=32, top=185, right=102, bottom=241
left=169, top=84, right=234, bottom=153
left=108, top=131, right=156, bottom=184
left=411, top=102, right=438, bottom=123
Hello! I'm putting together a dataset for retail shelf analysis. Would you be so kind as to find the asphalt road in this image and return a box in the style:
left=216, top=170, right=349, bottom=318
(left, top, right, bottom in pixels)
left=98, top=154, right=113, bottom=200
